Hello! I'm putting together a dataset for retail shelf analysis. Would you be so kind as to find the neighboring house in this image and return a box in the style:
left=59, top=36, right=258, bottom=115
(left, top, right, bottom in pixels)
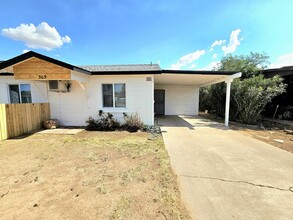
left=0, top=52, right=241, bottom=126
left=263, top=66, right=293, bottom=119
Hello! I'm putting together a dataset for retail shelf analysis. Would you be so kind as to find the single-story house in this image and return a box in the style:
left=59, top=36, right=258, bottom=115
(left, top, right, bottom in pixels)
left=0, top=51, right=241, bottom=126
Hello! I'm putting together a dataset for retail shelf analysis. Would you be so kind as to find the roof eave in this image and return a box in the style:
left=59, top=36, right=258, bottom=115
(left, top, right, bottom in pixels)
left=91, top=70, right=162, bottom=75
left=161, top=69, right=238, bottom=75
left=0, top=72, right=14, bottom=76
left=0, top=51, right=92, bottom=75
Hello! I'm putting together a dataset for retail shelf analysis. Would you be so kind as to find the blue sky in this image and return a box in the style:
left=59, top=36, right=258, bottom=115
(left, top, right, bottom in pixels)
left=1, top=0, right=293, bottom=69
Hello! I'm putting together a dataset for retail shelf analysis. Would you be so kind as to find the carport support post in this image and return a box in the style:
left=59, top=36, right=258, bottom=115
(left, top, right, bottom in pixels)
left=225, top=79, right=233, bottom=127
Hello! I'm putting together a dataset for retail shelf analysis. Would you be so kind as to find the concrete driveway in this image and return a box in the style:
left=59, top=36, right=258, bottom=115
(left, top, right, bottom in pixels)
left=158, top=116, right=293, bottom=220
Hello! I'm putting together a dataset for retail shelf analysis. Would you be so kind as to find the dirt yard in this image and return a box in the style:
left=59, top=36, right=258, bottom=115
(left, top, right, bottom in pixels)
left=200, top=112, right=293, bottom=154
left=0, top=131, right=191, bottom=220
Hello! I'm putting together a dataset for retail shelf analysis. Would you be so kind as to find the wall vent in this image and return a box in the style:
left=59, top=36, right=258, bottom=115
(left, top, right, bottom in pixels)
left=49, top=80, right=58, bottom=90
left=146, top=77, right=152, bottom=81
left=49, top=80, right=69, bottom=92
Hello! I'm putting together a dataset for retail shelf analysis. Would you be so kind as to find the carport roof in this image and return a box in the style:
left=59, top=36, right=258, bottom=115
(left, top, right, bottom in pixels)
left=156, top=70, right=240, bottom=87
left=161, top=69, right=237, bottom=75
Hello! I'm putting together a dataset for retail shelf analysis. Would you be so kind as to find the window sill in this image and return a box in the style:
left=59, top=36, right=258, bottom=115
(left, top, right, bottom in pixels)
left=101, top=107, right=128, bottom=113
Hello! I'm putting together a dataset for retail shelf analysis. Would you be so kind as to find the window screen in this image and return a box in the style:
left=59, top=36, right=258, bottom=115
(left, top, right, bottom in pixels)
left=102, top=84, right=113, bottom=107
left=114, top=84, right=126, bottom=107
left=9, top=84, right=32, bottom=104
left=20, top=84, right=32, bottom=103
left=9, top=85, right=20, bottom=103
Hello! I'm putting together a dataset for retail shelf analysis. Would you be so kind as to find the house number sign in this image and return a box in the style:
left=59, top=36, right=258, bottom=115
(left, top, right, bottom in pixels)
left=38, top=75, right=47, bottom=79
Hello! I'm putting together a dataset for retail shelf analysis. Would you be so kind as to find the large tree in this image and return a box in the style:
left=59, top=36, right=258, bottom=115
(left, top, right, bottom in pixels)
left=218, top=52, right=270, bottom=78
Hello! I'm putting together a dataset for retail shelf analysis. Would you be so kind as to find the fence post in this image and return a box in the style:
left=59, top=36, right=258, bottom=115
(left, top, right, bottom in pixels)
left=0, top=104, right=8, bottom=140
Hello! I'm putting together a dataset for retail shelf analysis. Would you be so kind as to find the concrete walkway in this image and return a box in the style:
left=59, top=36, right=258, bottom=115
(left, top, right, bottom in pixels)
left=36, top=128, right=84, bottom=135
left=158, top=116, right=293, bottom=220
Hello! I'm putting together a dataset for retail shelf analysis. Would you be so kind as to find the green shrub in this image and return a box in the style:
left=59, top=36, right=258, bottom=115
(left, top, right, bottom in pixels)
left=199, top=86, right=213, bottom=112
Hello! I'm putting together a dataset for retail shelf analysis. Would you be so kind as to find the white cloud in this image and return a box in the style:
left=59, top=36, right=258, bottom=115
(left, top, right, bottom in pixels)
left=269, top=51, right=293, bottom=68
left=222, top=29, right=241, bottom=55
left=212, top=53, right=217, bottom=59
left=22, top=49, right=30, bottom=53
left=198, top=61, right=221, bottom=71
left=1, top=22, right=71, bottom=51
left=171, top=50, right=206, bottom=69
left=211, top=40, right=226, bottom=48
left=189, top=63, right=196, bottom=69
left=62, top=35, right=71, bottom=43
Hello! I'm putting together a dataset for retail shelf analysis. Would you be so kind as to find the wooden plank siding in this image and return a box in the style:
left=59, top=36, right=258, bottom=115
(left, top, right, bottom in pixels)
left=0, top=103, right=50, bottom=140
left=13, top=57, right=71, bottom=80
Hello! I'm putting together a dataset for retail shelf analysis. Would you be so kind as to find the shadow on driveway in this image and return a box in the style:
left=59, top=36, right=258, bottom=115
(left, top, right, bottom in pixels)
left=156, top=115, right=229, bottom=131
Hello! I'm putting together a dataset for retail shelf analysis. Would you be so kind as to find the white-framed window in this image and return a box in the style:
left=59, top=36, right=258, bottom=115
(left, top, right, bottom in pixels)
left=8, top=84, right=32, bottom=104
left=102, top=83, right=126, bottom=108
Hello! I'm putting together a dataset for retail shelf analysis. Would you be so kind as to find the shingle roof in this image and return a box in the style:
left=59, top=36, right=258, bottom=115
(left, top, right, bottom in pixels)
left=79, top=64, right=161, bottom=72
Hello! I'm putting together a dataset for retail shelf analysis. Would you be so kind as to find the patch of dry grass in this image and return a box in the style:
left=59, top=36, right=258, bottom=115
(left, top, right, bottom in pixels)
left=0, top=131, right=191, bottom=219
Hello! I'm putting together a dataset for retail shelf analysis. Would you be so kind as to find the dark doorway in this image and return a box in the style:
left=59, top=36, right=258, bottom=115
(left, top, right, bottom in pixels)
left=154, top=90, right=165, bottom=115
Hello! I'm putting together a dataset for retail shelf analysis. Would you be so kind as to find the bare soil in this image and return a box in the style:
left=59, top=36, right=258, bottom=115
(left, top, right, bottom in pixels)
left=200, top=112, right=293, bottom=154
left=0, top=131, right=191, bottom=220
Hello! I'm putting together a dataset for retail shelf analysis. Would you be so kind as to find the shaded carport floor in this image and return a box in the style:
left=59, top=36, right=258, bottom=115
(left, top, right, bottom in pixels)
left=158, top=116, right=293, bottom=220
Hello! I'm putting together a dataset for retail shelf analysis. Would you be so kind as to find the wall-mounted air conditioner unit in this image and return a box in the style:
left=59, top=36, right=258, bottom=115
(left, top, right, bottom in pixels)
left=49, top=80, right=71, bottom=92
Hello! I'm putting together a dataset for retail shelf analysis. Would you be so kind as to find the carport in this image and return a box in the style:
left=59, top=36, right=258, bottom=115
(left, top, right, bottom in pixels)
left=154, top=69, right=242, bottom=126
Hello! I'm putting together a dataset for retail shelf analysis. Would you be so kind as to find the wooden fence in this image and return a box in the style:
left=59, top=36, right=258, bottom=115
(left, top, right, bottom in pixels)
left=0, top=103, right=50, bottom=140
